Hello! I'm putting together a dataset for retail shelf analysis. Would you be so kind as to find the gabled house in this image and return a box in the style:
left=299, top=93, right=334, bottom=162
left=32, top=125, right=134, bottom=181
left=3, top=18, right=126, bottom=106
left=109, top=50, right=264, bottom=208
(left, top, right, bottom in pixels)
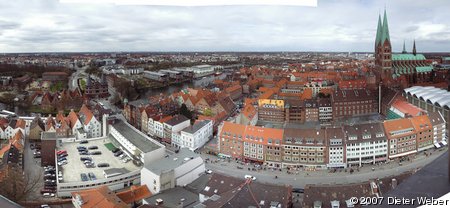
left=29, top=116, right=45, bottom=141
left=68, top=109, right=83, bottom=136
left=79, top=104, right=102, bottom=138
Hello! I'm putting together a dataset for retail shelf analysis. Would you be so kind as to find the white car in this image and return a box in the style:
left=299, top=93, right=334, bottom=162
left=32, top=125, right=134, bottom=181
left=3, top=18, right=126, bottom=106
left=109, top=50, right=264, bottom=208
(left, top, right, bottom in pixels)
left=58, top=161, right=68, bottom=166
left=205, top=169, right=213, bottom=174
left=244, top=175, right=256, bottom=181
left=42, top=193, right=55, bottom=197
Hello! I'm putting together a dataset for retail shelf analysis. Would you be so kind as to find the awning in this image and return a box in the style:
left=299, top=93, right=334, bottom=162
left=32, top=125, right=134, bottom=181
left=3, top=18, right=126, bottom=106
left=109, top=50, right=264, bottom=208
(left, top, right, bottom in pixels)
left=434, top=143, right=442, bottom=148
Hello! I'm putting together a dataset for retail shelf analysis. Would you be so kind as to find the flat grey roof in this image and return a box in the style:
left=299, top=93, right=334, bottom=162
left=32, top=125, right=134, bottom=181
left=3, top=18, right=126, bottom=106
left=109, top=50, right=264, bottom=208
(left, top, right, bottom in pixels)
left=103, top=168, right=129, bottom=175
left=41, top=131, right=57, bottom=140
left=111, top=120, right=162, bottom=153
left=144, top=187, right=199, bottom=208
left=144, top=148, right=200, bottom=175
left=182, top=120, right=211, bottom=134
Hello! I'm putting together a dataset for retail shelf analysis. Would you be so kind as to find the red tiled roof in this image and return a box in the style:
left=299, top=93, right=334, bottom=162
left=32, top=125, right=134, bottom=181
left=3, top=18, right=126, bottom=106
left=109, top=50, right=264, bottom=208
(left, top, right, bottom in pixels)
left=15, top=119, right=26, bottom=129
left=391, top=99, right=424, bottom=117
left=79, top=104, right=94, bottom=125
left=71, top=186, right=128, bottom=208
left=116, top=185, right=152, bottom=204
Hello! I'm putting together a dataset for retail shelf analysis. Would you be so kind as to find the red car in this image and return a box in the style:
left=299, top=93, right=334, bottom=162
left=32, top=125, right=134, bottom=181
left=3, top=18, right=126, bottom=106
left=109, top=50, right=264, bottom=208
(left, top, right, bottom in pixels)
left=56, top=150, right=67, bottom=155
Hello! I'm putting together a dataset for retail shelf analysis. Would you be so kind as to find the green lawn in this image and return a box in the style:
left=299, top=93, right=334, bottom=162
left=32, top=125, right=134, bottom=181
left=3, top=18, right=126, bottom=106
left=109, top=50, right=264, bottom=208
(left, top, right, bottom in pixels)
left=104, top=143, right=116, bottom=151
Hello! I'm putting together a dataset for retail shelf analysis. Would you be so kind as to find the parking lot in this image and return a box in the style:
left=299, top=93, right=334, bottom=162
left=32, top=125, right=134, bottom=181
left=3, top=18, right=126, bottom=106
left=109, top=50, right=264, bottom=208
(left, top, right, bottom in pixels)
left=57, top=138, right=139, bottom=183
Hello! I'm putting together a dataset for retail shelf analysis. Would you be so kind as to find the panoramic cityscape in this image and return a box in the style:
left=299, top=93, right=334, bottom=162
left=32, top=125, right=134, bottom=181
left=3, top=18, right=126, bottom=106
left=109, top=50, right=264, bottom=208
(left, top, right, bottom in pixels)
left=0, top=0, right=449, bottom=208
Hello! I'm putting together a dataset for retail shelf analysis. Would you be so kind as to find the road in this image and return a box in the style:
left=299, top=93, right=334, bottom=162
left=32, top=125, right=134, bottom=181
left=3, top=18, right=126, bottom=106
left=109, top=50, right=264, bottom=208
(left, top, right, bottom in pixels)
left=68, top=66, right=88, bottom=91
left=203, top=148, right=447, bottom=188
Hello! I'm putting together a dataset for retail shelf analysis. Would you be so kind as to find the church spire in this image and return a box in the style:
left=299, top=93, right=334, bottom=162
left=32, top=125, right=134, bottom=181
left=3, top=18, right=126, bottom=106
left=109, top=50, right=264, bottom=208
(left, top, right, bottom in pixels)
left=375, top=14, right=383, bottom=47
left=412, top=39, right=417, bottom=56
left=402, top=40, right=407, bottom=54
left=380, top=9, right=390, bottom=45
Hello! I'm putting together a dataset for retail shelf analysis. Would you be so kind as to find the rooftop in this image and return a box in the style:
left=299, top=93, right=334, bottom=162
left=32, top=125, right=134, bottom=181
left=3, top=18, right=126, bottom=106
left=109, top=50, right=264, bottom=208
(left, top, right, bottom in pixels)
left=71, top=186, right=128, bottom=208
left=143, top=148, right=200, bottom=175
left=111, top=120, right=162, bottom=153
left=144, top=187, right=199, bottom=208
left=58, top=138, right=140, bottom=183
left=182, top=120, right=211, bottom=134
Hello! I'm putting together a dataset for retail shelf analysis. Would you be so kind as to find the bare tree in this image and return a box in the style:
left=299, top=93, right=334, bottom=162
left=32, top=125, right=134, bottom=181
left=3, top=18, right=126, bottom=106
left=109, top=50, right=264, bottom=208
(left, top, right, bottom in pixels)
left=0, top=167, right=42, bottom=202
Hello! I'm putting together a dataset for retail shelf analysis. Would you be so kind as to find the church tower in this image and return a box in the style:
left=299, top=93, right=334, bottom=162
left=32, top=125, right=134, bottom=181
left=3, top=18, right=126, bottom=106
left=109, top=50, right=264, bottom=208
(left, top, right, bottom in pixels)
left=375, top=9, right=392, bottom=82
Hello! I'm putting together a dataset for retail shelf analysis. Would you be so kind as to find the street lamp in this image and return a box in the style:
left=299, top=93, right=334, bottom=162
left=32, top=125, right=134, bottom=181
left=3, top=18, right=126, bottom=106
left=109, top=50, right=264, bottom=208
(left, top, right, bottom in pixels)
left=13, top=97, right=19, bottom=114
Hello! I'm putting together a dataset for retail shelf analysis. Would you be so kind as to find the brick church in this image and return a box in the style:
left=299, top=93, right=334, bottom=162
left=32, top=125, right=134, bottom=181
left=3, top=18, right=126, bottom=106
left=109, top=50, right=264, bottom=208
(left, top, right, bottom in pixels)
left=374, top=10, right=434, bottom=87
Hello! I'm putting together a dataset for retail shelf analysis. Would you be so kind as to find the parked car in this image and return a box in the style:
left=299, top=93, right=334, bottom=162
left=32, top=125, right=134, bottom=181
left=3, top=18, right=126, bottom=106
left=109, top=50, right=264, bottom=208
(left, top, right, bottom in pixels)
left=112, top=148, right=120, bottom=153
left=45, top=179, right=56, bottom=183
left=33, top=154, right=41, bottom=158
left=56, top=150, right=67, bottom=155
left=79, top=140, right=88, bottom=144
left=40, top=189, right=55, bottom=194
left=97, top=163, right=110, bottom=168
left=89, top=151, right=102, bottom=155
left=88, top=146, right=98, bottom=150
left=80, top=157, right=92, bottom=161
left=85, top=163, right=95, bottom=168
left=44, top=185, right=56, bottom=190
left=205, top=169, right=213, bottom=174
left=244, top=175, right=256, bottom=181
left=79, top=151, right=89, bottom=155
left=57, top=157, right=67, bottom=162
left=44, top=182, right=56, bottom=186
left=44, top=175, right=56, bottom=180
left=122, top=158, right=131, bottom=163
left=292, top=188, right=304, bottom=193
left=57, top=161, right=68, bottom=166
left=77, top=146, right=87, bottom=150
left=80, top=173, right=89, bottom=181
left=44, top=174, right=56, bottom=177
left=42, top=193, right=55, bottom=198
left=114, top=151, right=123, bottom=157
left=88, top=172, right=97, bottom=180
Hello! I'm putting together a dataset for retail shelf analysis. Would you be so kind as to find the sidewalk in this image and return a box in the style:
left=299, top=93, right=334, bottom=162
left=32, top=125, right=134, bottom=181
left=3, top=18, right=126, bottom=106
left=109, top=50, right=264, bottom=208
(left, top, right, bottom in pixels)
left=202, top=147, right=447, bottom=184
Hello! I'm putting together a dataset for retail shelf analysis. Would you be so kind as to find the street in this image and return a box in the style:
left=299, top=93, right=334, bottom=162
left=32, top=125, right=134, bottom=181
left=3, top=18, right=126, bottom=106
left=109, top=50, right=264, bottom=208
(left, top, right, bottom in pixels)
left=203, top=148, right=447, bottom=189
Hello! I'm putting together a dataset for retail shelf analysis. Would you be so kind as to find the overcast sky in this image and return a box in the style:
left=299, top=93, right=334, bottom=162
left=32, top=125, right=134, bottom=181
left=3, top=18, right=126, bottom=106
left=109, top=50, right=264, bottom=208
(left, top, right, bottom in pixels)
left=0, top=0, right=449, bottom=53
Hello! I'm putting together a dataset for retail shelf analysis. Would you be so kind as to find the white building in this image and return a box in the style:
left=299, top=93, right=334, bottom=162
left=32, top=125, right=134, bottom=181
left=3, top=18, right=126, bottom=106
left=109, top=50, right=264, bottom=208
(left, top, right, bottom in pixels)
left=172, top=120, right=213, bottom=151
left=109, top=120, right=165, bottom=163
left=344, top=123, right=388, bottom=167
left=163, top=115, right=190, bottom=143
left=327, top=128, right=346, bottom=168
left=141, top=148, right=205, bottom=196
left=79, top=105, right=102, bottom=138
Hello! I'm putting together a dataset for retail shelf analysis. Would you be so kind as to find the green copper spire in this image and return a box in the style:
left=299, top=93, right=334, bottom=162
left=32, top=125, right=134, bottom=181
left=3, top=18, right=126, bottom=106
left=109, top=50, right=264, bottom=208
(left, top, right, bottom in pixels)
left=380, top=9, right=390, bottom=44
left=402, top=40, right=407, bottom=54
left=375, top=14, right=382, bottom=46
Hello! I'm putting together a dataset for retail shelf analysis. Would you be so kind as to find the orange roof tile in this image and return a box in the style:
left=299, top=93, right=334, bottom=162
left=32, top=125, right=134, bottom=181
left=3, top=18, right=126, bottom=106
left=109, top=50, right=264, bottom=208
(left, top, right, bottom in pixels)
left=116, top=185, right=152, bottom=204
left=383, top=118, right=415, bottom=136
left=71, top=186, right=128, bottom=208
left=15, top=119, right=26, bottom=129
left=301, top=88, right=313, bottom=100
left=79, top=104, right=94, bottom=125
left=391, top=99, right=424, bottom=117
left=242, top=104, right=256, bottom=119
left=260, top=90, right=275, bottom=99
left=67, top=110, right=80, bottom=129
left=409, top=115, right=432, bottom=131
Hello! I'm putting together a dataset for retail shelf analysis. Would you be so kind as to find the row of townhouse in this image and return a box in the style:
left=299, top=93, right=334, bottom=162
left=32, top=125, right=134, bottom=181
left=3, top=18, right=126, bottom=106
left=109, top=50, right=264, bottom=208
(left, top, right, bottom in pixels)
left=26, top=104, right=103, bottom=141
left=256, top=88, right=378, bottom=124
left=0, top=130, right=25, bottom=180
left=0, top=118, right=27, bottom=140
left=218, top=112, right=446, bottom=169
